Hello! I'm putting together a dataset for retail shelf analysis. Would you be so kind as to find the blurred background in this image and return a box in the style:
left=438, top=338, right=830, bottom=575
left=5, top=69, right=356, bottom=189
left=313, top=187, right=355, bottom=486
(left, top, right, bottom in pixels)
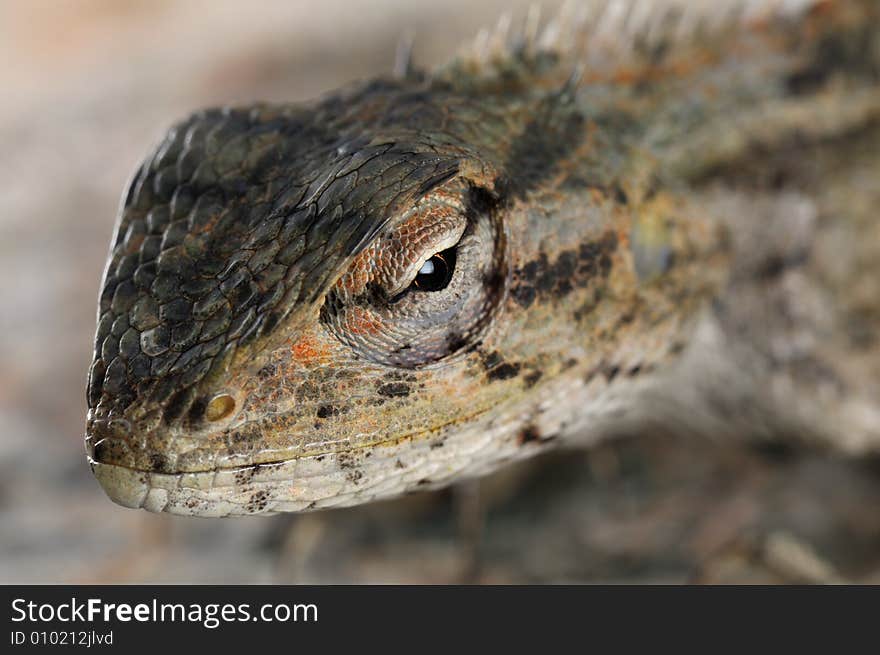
left=2, top=0, right=880, bottom=584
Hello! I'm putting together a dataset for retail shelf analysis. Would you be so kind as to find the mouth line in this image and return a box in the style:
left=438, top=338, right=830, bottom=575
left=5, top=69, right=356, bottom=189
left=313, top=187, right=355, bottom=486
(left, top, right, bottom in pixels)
left=87, top=402, right=509, bottom=516
left=89, top=403, right=496, bottom=477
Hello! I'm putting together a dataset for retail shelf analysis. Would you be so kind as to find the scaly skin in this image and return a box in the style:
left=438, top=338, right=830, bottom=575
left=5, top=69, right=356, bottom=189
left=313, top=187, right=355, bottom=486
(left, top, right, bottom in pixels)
left=86, top=0, right=880, bottom=516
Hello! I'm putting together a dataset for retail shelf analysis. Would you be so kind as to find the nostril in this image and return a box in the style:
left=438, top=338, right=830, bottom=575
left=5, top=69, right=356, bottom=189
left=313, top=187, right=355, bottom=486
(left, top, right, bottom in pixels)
left=86, top=418, right=132, bottom=463
left=88, top=418, right=133, bottom=465
left=92, top=438, right=111, bottom=463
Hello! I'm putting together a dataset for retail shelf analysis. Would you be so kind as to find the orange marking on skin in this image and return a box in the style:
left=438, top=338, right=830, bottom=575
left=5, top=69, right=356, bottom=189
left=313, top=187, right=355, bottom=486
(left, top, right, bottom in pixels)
left=335, top=247, right=375, bottom=295
left=583, top=48, right=720, bottom=88
left=290, top=334, right=328, bottom=363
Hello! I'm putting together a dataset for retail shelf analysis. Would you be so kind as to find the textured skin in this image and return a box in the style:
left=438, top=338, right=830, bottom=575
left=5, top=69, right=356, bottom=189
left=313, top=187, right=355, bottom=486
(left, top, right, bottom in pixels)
left=86, top=0, right=880, bottom=516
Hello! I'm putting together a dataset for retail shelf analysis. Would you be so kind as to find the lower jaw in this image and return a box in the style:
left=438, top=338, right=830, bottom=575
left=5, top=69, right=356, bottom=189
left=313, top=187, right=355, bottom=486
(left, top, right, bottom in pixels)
left=86, top=418, right=530, bottom=517
left=89, top=456, right=323, bottom=517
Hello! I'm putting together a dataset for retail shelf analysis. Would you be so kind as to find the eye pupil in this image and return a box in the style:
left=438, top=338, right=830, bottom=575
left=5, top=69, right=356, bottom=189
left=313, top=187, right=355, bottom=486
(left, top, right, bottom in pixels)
left=412, top=247, right=456, bottom=292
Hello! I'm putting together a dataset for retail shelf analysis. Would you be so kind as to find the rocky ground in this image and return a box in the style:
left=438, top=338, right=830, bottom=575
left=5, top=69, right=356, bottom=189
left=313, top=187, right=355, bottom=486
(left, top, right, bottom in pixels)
left=2, top=0, right=879, bottom=584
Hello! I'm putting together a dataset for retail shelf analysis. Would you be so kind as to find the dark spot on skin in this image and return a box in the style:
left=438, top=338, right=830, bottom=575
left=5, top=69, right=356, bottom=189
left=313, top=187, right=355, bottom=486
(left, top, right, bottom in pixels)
left=751, top=440, right=796, bottom=462
left=467, top=183, right=501, bottom=215
left=787, top=69, right=828, bottom=96
left=429, top=440, right=445, bottom=449
left=149, top=452, right=168, bottom=473
left=769, top=169, right=790, bottom=190
left=488, top=362, right=521, bottom=381
left=598, top=244, right=616, bottom=278
left=523, top=370, right=543, bottom=388
left=627, top=365, right=642, bottom=377
left=480, top=350, right=503, bottom=369
left=257, top=363, right=277, bottom=380
left=518, top=424, right=541, bottom=445
left=561, top=358, right=578, bottom=371
left=604, top=365, right=620, bottom=382
left=395, top=459, right=406, bottom=469
left=416, top=478, right=431, bottom=486
left=480, top=350, right=521, bottom=381
left=521, top=257, right=542, bottom=283
left=377, top=382, right=411, bottom=397
left=786, top=22, right=879, bottom=97
left=235, top=467, right=256, bottom=486
left=554, top=251, right=577, bottom=284
left=383, top=370, right=416, bottom=382
left=186, top=396, right=208, bottom=424
left=757, top=249, right=810, bottom=280
left=510, top=231, right=618, bottom=307
left=316, top=404, right=340, bottom=419
left=246, top=490, right=269, bottom=512
left=584, top=362, right=604, bottom=385
left=337, top=452, right=364, bottom=484
left=261, top=312, right=281, bottom=334
left=502, top=100, right=586, bottom=199
left=230, top=428, right=261, bottom=443
left=619, top=311, right=635, bottom=326
left=446, top=331, right=468, bottom=353
left=164, top=387, right=194, bottom=423
left=511, top=284, right=536, bottom=308
left=481, top=269, right=505, bottom=298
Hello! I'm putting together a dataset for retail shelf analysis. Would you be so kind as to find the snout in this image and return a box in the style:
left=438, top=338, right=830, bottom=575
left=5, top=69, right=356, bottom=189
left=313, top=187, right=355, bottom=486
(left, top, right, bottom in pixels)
left=85, top=416, right=132, bottom=461
left=85, top=416, right=149, bottom=508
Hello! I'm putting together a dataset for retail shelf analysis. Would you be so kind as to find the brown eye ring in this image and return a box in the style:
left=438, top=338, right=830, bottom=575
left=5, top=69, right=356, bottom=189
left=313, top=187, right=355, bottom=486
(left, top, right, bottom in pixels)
left=321, top=181, right=506, bottom=368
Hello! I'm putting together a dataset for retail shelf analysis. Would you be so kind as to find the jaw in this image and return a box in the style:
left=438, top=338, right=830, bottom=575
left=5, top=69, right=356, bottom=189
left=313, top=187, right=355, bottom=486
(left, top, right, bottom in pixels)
left=88, top=410, right=526, bottom=517
left=87, top=359, right=663, bottom=517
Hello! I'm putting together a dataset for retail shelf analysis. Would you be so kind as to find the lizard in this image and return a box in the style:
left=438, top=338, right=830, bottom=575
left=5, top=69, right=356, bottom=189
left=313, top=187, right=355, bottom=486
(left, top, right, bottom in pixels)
left=85, top=0, right=880, bottom=517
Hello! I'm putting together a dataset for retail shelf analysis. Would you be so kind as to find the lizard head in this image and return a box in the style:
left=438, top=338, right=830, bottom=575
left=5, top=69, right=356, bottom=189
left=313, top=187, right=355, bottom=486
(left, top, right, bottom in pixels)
left=87, top=55, right=724, bottom=515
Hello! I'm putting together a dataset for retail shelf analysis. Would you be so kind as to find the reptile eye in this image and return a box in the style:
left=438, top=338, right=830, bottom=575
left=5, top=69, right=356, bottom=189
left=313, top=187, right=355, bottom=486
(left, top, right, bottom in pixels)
left=321, top=181, right=504, bottom=367
left=411, top=248, right=456, bottom=291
